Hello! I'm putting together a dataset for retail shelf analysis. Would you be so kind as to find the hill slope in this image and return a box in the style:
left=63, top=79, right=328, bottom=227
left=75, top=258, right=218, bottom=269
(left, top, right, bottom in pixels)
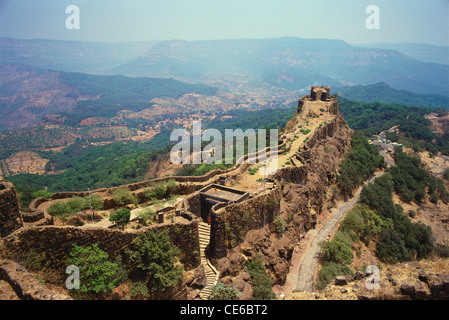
left=0, top=64, right=218, bottom=130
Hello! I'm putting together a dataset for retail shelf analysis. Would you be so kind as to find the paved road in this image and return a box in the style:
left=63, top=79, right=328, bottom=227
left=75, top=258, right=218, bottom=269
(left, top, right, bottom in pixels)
left=380, top=150, right=394, bottom=167
left=294, top=171, right=385, bottom=292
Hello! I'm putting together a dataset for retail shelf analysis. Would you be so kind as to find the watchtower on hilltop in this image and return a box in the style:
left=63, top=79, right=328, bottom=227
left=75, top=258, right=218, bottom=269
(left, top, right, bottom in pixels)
left=310, top=86, right=331, bottom=101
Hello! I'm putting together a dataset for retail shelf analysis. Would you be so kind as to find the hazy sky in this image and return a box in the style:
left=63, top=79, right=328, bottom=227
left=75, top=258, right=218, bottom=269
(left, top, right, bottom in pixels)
left=0, top=0, right=448, bottom=45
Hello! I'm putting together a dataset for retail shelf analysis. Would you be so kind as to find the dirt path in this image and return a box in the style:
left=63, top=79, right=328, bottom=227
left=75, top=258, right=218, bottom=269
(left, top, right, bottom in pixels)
left=291, top=171, right=386, bottom=293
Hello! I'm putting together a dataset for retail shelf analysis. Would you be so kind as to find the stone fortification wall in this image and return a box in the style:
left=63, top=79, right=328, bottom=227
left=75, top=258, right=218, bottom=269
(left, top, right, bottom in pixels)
left=21, top=197, right=47, bottom=223
left=183, top=191, right=202, bottom=217
left=0, top=260, right=72, bottom=300
left=209, top=188, right=282, bottom=260
left=0, top=211, right=201, bottom=273
left=0, top=181, right=23, bottom=237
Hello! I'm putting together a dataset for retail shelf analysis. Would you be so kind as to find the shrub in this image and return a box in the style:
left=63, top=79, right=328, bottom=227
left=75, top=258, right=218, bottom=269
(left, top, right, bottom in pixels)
left=435, top=243, right=449, bottom=258
left=315, top=262, right=353, bottom=290
left=47, top=201, right=70, bottom=216
left=22, top=248, right=45, bottom=272
left=208, top=283, right=241, bottom=300
left=444, top=168, right=449, bottom=180
left=340, top=204, right=392, bottom=245
left=67, top=197, right=88, bottom=213
left=124, top=230, right=183, bottom=293
left=248, top=167, right=258, bottom=175
left=408, top=210, right=417, bottom=218
left=66, top=243, right=124, bottom=295
left=274, top=215, right=285, bottom=234
left=375, top=229, right=412, bottom=263
left=47, top=201, right=73, bottom=223
left=85, top=194, right=104, bottom=210
left=246, top=254, right=276, bottom=300
left=251, top=273, right=276, bottom=300
left=320, top=239, right=353, bottom=265
left=112, top=187, right=137, bottom=206
left=109, top=208, right=130, bottom=230
left=130, top=281, right=150, bottom=299
left=153, top=183, right=167, bottom=198
left=333, top=230, right=354, bottom=248
left=166, top=180, right=177, bottom=189
left=32, top=190, right=52, bottom=199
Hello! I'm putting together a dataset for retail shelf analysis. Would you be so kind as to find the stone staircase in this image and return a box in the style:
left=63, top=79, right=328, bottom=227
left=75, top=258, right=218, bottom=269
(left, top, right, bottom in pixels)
left=198, top=221, right=219, bottom=300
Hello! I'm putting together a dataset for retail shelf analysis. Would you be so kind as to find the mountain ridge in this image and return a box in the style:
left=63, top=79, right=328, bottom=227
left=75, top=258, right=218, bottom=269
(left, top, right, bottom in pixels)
left=111, top=37, right=449, bottom=96
left=335, top=82, right=449, bottom=110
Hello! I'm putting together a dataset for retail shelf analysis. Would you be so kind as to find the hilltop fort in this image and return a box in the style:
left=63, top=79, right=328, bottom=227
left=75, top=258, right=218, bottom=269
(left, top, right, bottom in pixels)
left=0, top=87, right=356, bottom=300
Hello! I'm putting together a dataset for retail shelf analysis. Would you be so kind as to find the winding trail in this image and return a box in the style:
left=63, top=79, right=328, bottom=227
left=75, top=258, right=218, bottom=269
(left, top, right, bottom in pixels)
left=294, top=171, right=386, bottom=292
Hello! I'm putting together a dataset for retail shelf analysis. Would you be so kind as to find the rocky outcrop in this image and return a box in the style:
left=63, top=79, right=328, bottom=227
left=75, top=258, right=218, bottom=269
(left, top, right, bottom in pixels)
left=291, top=259, right=449, bottom=300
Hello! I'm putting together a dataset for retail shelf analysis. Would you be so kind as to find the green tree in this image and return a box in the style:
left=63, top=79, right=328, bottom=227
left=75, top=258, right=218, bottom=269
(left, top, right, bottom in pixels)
left=245, top=254, right=276, bottom=300
left=112, top=187, right=137, bottom=206
left=320, top=239, right=353, bottom=265
left=208, top=283, right=241, bottom=300
left=375, top=229, right=411, bottom=263
left=274, top=215, right=285, bottom=234
left=32, top=189, right=52, bottom=199
left=315, top=262, right=353, bottom=290
left=66, top=243, right=124, bottom=295
left=109, top=208, right=130, bottom=230
left=124, top=230, right=183, bottom=293
left=47, top=201, right=71, bottom=223
left=67, top=196, right=88, bottom=213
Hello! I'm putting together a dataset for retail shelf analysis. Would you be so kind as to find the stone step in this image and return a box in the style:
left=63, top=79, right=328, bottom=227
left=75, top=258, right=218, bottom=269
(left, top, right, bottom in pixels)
left=199, top=234, right=210, bottom=239
left=199, top=222, right=210, bottom=228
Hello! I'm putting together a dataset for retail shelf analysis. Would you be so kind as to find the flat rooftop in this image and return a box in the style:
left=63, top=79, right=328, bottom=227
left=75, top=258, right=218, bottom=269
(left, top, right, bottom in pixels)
left=199, top=184, right=248, bottom=203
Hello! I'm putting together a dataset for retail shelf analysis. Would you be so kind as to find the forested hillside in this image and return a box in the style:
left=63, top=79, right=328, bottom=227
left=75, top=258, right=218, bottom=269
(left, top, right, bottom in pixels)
left=339, top=98, right=449, bottom=155
left=336, top=82, right=449, bottom=110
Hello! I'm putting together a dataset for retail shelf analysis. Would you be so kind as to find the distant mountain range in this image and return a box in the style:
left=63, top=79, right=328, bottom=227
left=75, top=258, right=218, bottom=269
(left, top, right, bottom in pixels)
left=336, top=82, right=449, bottom=110
left=354, top=43, right=449, bottom=66
left=0, top=37, right=158, bottom=74
left=112, top=37, right=449, bottom=96
left=1, top=37, right=448, bottom=97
